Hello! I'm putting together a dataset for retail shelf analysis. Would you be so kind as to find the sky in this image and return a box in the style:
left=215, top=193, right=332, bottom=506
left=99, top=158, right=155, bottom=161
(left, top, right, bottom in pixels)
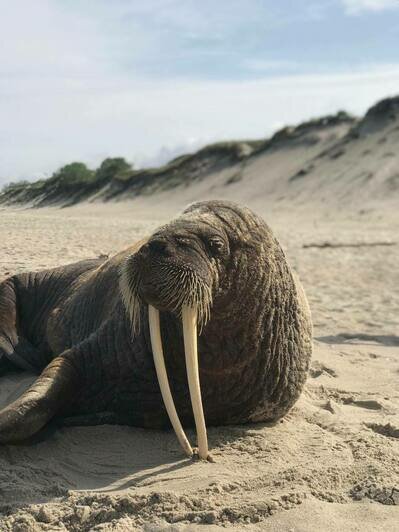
left=1, top=0, right=399, bottom=184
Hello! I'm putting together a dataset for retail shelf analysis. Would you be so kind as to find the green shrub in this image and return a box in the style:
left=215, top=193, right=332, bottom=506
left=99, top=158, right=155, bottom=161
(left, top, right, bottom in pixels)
left=50, top=162, right=94, bottom=186
left=95, top=157, right=132, bottom=182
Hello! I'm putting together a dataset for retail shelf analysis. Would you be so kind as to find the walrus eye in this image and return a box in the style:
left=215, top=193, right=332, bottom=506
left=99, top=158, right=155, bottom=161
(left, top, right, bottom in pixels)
left=176, top=237, right=192, bottom=248
left=208, top=237, right=225, bottom=254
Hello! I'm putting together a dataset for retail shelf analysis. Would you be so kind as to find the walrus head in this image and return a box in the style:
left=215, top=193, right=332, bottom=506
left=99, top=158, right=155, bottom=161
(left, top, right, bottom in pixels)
left=120, top=203, right=233, bottom=333
left=119, top=200, right=273, bottom=460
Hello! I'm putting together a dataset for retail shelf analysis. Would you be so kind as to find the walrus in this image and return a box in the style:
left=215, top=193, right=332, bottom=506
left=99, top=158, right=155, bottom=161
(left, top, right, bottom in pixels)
left=0, top=200, right=312, bottom=459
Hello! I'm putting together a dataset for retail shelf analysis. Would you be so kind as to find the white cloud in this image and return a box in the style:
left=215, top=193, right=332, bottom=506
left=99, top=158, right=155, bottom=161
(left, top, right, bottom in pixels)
left=243, top=59, right=302, bottom=73
left=341, top=0, right=399, bottom=14
left=0, top=2, right=102, bottom=76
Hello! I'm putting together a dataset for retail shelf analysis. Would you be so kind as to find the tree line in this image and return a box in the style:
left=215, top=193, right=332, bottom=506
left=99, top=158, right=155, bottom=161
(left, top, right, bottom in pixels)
left=2, top=157, right=133, bottom=193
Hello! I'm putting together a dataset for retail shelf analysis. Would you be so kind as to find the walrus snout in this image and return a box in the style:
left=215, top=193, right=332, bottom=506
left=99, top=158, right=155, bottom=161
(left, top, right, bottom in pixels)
left=139, top=233, right=208, bottom=273
left=134, top=234, right=213, bottom=321
left=141, top=237, right=173, bottom=257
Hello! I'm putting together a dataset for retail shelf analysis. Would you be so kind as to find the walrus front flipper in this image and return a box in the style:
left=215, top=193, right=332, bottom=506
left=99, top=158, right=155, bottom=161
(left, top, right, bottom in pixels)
left=59, top=411, right=123, bottom=427
left=0, top=355, right=80, bottom=443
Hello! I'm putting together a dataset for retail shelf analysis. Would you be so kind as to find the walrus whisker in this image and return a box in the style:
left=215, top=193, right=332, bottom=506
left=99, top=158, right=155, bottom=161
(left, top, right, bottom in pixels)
left=148, top=305, right=193, bottom=458
left=119, top=257, right=142, bottom=336
left=182, top=304, right=209, bottom=460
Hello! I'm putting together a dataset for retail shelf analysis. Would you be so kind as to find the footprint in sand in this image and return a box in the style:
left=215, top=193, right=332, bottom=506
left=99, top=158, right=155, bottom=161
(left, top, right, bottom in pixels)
left=366, top=423, right=399, bottom=439
left=343, top=397, right=384, bottom=410
left=309, top=361, right=337, bottom=378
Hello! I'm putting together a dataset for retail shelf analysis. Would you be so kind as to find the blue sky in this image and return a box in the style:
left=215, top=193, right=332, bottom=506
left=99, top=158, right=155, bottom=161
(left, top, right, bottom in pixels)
left=1, top=0, right=399, bottom=183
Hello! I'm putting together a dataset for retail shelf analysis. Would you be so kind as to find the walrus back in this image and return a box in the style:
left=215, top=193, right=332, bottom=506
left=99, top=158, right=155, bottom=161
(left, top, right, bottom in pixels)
left=0, top=258, right=104, bottom=373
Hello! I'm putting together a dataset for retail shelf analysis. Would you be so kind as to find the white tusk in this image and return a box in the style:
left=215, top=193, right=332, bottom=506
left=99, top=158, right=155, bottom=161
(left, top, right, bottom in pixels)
left=182, top=305, right=209, bottom=460
left=148, top=305, right=193, bottom=457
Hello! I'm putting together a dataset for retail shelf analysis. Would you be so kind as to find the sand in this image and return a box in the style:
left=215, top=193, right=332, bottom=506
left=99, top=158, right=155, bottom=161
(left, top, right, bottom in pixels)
left=0, top=200, right=398, bottom=531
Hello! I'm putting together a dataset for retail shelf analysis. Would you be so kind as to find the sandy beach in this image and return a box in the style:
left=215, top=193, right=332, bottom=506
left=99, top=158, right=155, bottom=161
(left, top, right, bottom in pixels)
left=0, top=198, right=398, bottom=531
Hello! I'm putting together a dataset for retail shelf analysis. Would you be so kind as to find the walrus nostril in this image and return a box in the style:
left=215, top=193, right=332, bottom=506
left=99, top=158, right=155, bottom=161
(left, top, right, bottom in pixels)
left=147, top=239, right=169, bottom=255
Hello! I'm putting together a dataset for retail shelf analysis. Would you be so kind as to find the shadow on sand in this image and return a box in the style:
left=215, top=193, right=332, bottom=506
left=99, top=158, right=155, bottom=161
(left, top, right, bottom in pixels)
left=316, top=333, right=399, bottom=347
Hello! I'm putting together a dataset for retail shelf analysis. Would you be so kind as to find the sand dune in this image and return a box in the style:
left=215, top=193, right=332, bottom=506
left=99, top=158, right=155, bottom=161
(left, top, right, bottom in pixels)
left=1, top=96, right=399, bottom=213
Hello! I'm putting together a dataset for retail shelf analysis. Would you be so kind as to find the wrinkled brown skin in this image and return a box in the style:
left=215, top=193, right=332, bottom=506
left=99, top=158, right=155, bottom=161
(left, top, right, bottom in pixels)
left=0, top=201, right=312, bottom=443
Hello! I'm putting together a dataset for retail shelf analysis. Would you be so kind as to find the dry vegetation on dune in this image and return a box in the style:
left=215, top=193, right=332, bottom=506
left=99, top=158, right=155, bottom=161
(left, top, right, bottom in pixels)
left=0, top=95, right=398, bottom=530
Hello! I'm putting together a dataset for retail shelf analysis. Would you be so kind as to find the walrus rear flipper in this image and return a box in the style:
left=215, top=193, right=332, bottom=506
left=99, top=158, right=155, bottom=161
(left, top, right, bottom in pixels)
left=0, top=338, right=47, bottom=375
left=0, top=355, right=80, bottom=443
left=0, top=353, right=16, bottom=377
left=0, top=277, right=48, bottom=374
